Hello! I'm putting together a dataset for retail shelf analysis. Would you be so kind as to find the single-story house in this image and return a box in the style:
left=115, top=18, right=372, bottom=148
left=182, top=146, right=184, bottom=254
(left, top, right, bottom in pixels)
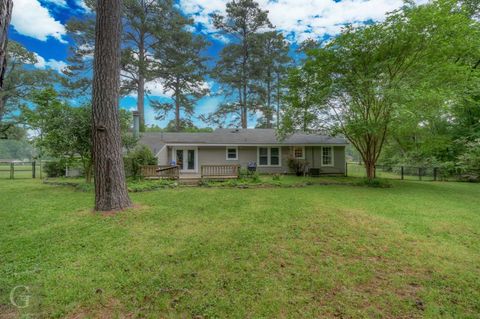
left=138, top=128, right=348, bottom=176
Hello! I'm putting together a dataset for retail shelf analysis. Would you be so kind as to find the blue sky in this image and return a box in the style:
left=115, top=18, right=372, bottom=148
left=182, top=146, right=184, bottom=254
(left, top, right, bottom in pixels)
left=9, top=0, right=424, bottom=128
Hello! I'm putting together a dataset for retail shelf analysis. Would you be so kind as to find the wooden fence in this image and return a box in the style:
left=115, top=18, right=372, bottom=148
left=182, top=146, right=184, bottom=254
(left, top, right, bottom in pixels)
left=0, top=161, right=41, bottom=179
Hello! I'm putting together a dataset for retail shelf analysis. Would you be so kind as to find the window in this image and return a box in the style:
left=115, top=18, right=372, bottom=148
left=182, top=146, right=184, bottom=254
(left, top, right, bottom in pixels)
left=259, top=147, right=269, bottom=165
left=322, top=146, right=333, bottom=166
left=226, top=147, right=238, bottom=160
left=258, top=147, right=281, bottom=166
left=293, top=146, right=305, bottom=159
left=270, top=147, right=279, bottom=165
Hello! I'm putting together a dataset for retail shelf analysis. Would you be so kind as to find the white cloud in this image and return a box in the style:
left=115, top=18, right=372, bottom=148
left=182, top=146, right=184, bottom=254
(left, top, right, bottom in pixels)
left=34, top=53, right=68, bottom=73
left=75, top=0, right=91, bottom=12
left=122, top=77, right=172, bottom=98
left=179, top=0, right=427, bottom=42
left=42, top=0, right=67, bottom=7
left=145, top=79, right=172, bottom=97
left=197, top=96, right=223, bottom=114
left=11, top=0, right=67, bottom=43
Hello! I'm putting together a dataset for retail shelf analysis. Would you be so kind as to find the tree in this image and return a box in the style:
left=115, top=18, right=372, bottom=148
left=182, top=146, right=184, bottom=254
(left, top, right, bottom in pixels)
left=22, top=88, right=94, bottom=182
left=91, top=0, right=132, bottom=211
left=281, top=66, right=326, bottom=132
left=65, top=0, right=178, bottom=129
left=121, top=0, right=176, bottom=131
left=253, top=31, right=290, bottom=128
left=151, top=14, right=209, bottom=132
left=63, top=12, right=96, bottom=99
left=23, top=88, right=136, bottom=183
left=378, top=0, right=480, bottom=168
left=210, top=0, right=272, bottom=128
left=0, top=41, right=55, bottom=137
left=280, top=0, right=480, bottom=179
left=0, top=0, right=12, bottom=89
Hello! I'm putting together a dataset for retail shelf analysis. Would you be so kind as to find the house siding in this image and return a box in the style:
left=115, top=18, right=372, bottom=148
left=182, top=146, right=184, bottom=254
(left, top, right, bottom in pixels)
left=305, top=146, right=345, bottom=174
left=159, top=145, right=345, bottom=175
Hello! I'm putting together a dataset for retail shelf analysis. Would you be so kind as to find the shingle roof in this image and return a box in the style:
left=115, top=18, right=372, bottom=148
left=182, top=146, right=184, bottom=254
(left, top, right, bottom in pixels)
left=139, top=129, right=347, bottom=152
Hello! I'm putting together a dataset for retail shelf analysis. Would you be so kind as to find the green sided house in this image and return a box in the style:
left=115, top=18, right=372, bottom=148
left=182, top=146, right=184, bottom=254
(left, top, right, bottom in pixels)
left=139, top=129, right=348, bottom=178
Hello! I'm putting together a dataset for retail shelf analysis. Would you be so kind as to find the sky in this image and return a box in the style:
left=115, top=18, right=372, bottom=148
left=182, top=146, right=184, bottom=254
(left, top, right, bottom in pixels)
left=9, top=0, right=425, bottom=128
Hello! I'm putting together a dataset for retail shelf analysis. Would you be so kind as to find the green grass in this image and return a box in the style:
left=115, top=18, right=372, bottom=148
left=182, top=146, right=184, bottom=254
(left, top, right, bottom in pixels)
left=1, top=178, right=480, bottom=318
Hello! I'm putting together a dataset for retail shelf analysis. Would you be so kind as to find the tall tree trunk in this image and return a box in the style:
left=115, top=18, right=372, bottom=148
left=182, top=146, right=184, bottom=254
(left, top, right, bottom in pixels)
left=137, top=75, right=145, bottom=131
left=241, top=32, right=248, bottom=129
left=276, top=72, right=281, bottom=129
left=83, top=157, right=93, bottom=184
left=175, top=76, right=180, bottom=132
left=266, top=68, right=272, bottom=128
left=91, top=0, right=132, bottom=211
left=0, top=97, right=5, bottom=121
left=0, top=0, right=13, bottom=90
left=365, top=160, right=375, bottom=180
left=242, top=83, right=247, bottom=129
left=137, top=30, right=145, bottom=131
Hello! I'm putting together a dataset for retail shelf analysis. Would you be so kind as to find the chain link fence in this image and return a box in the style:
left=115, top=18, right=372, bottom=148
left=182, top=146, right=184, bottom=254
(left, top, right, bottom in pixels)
left=346, top=163, right=476, bottom=182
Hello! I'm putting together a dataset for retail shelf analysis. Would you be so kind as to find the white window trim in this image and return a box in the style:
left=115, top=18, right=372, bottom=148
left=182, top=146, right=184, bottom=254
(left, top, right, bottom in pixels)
left=226, top=146, right=238, bottom=161
left=257, top=146, right=282, bottom=167
left=292, top=146, right=305, bottom=160
left=321, top=146, right=334, bottom=167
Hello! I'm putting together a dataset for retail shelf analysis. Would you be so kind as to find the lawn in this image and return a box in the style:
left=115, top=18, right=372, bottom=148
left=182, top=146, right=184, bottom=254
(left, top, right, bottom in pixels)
left=1, top=178, right=480, bottom=318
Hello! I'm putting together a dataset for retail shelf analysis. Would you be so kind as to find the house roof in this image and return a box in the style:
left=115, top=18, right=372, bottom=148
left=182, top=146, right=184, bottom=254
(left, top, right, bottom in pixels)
left=139, top=129, right=348, bottom=152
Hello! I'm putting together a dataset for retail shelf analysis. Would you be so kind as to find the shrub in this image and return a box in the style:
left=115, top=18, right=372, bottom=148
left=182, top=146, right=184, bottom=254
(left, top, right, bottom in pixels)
left=272, top=174, right=281, bottom=181
left=76, top=182, right=94, bottom=192
left=250, top=171, right=261, bottom=183
left=199, top=179, right=211, bottom=187
left=287, top=158, right=309, bottom=176
left=124, top=145, right=157, bottom=179
left=43, top=160, right=66, bottom=178
left=127, top=179, right=176, bottom=192
left=456, top=139, right=480, bottom=179
left=239, top=168, right=250, bottom=179
left=356, top=178, right=392, bottom=188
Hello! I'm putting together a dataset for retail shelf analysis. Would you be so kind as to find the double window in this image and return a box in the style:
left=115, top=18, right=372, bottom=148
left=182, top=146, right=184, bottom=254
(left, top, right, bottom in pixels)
left=226, top=146, right=238, bottom=160
left=322, top=146, right=333, bottom=166
left=258, top=147, right=281, bottom=166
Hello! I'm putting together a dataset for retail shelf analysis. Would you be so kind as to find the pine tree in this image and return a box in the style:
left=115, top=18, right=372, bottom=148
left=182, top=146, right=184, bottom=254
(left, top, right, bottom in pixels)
left=63, top=13, right=96, bottom=99
left=253, top=31, right=290, bottom=128
left=0, top=42, right=54, bottom=135
left=151, top=14, right=209, bottom=132
left=210, top=0, right=272, bottom=128
left=91, top=0, right=132, bottom=211
left=121, top=0, right=175, bottom=131
left=65, top=0, right=177, bottom=130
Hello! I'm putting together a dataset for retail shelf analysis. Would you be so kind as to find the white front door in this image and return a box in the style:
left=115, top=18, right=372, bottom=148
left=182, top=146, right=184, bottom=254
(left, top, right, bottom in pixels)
left=173, top=147, right=198, bottom=172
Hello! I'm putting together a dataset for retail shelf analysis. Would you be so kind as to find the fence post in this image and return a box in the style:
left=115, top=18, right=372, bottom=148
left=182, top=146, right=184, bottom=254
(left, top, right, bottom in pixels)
left=401, top=166, right=404, bottom=180
left=433, top=167, right=437, bottom=181
left=32, top=161, right=36, bottom=179
left=418, top=167, right=422, bottom=181
left=10, top=162, right=14, bottom=179
left=345, top=162, right=348, bottom=177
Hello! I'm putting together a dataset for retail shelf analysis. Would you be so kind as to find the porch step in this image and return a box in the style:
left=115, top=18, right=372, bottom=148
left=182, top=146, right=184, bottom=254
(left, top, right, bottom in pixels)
left=179, top=178, right=201, bottom=186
